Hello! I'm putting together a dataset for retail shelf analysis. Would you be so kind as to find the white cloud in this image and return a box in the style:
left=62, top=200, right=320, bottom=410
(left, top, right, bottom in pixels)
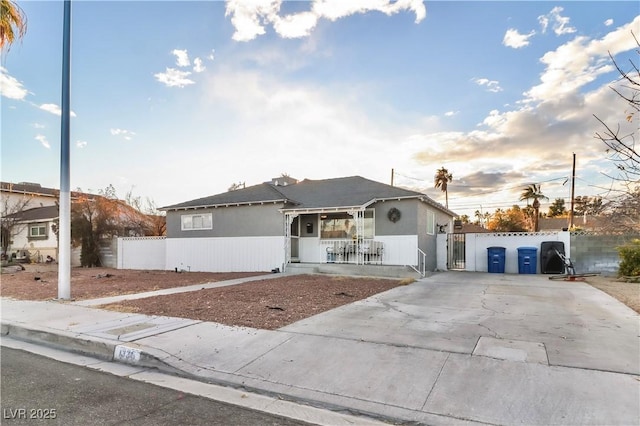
left=0, top=67, right=29, bottom=100
left=503, top=28, right=535, bottom=49
left=198, top=69, right=411, bottom=186
left=408, top=18, right=640, bottom=210
left=312, top=0, right=426, bottom=23
left=193, top=58, right=205, bottom=73
left=538, top=6, right=576, bottom=36
left=473, top=78, right=503, bottom=93
left=32, top=123, right=45, bottom=129
left=604, top=19, right=613, bottom=27
left=154, top=68, right=195, bottom=88
left=225, top=0, right=426, bottom=42
left=35, top=134, right=50, bottom=149
left=208, top=49, right=216, bottom=61
left=172, top=49, right=191, bottom=67
left=225, top=0, right=277, bottom=42
left=444, top=111, right=458, bottom=117
left=76, top=140, right=88, bottom=148
left=525, top=15, right=640, bottom=103
left=110, top=128, right=136, bottom=141
left=39, top=103, right=77, bottom=117
left=273, top=11, right=318, bottom=39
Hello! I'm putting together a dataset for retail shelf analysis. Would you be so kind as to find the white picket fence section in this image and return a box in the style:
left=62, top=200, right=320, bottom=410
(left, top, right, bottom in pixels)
left=117, top=236, right=166, bottom=270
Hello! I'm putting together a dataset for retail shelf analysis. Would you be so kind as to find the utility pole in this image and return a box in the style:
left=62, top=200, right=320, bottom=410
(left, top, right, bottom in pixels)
left=58, top=0, right=71, bottom=299
left=569, top=153, right=576, bottom=230
left=390, top=168, right=394, bottom=186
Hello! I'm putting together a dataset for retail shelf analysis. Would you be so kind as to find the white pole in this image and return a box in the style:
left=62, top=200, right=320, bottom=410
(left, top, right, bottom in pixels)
left=58, top=0, right=71, bottom=299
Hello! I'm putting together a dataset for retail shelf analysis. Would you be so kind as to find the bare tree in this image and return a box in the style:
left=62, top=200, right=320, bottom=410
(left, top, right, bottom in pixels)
left=1, top=195, right=35, bottom=258
left=124, top=188, right=166, bottom=236
left=228, top=182, right=245, bottom=191
left=593, top=32, right=640, bottom=232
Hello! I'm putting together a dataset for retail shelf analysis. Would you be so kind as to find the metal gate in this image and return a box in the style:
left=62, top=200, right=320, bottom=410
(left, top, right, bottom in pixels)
left=447, top=233, right=466, bottom=270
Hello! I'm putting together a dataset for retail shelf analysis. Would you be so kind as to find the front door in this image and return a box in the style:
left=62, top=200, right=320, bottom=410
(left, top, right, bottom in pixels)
left=290, top=216, right=299, bottom=262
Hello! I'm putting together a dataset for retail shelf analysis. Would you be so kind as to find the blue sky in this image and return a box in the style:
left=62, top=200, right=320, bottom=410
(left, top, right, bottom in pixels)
left=1, top=1, right=638, bottom=217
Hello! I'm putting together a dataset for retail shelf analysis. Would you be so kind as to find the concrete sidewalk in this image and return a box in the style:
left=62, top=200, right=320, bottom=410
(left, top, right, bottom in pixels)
left=2, top=272, right=639, bottom=425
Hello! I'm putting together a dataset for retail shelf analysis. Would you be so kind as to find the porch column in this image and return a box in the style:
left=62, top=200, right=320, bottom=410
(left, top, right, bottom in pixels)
left=283, top=213, right=298, bottom=271
left=347, top=209, right=365, bottom=265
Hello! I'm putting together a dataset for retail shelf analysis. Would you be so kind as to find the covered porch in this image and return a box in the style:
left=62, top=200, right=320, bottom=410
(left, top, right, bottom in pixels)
left=283, top=206, right=422, bottom=274
left=284, top=206, right=383, bottom=266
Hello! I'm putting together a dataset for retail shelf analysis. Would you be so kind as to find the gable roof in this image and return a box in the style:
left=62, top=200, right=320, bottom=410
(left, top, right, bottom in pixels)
left=162, top=176, right=457, bottom=216
left=5, top=205, right=59, bottom=222
left=1, top=181, right=59, bottom=198
left=161, top=182, right=291, bottom=210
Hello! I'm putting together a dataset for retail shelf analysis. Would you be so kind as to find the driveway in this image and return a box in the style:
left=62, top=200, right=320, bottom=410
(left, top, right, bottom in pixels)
left=283, top=271, right=639, bottom=375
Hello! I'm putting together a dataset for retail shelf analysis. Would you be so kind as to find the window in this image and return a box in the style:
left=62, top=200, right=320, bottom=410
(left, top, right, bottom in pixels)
left=181, top=213, right=212, bottom=231
left=28, top=223, right=47, bottom=239
left=426, top=211, right=435, bottom=235
left=320, top=210, right=374, bottom=239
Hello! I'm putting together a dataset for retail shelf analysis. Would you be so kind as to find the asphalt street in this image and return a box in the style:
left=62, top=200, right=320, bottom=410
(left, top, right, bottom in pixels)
left=1, top=347, right=312, bottom=426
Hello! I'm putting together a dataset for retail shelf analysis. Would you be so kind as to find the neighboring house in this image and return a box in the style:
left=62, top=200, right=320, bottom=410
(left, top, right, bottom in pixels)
left=161, top=176, right=456, bottom=273
left=3, top=205, right=59, bottom=262
left=1, top=181, right=61, bottom=208
left=1, top=181, right=165, bottom=264
left=2, top=182, right=61, bottom=260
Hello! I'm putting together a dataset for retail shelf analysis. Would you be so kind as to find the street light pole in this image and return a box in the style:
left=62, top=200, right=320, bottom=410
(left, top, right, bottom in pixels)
left=58, top=0, right=71, bottom=299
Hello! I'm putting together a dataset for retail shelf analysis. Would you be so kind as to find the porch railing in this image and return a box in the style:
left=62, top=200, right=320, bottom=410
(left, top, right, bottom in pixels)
left=410, top=248, right=427, bottom=277
left=320, top=239, right=384, bottom=265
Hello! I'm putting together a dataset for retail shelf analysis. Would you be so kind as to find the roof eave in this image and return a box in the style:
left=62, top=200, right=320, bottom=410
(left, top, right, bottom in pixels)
left=161, top=199, right=289, bottom=212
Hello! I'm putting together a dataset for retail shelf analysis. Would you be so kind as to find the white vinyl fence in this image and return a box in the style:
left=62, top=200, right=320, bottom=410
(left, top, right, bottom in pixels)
left=117, top=236, right=285, bottom=272
left=437, top=231, right=570, bottom=273
left=117, top=236, right=166, bottom=270
left=166, top=236, right=285, bottom=272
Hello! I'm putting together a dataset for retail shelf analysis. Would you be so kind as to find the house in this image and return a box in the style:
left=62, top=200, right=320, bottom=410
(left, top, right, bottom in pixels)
left=454, top=222, right=491, bottom=234
left=1, top=181, right=165, bottom=265
left=161, top=176, right=457, bottom=274
left=2, top=205, right=59, bottom=263
left=538, top=215, right=604, bottom=232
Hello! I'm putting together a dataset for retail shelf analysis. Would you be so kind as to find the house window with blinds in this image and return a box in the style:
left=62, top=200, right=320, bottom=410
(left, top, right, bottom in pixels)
left=181, top=213, right=212, bottom=231
left=426, top=211, right=435, bottom=235
left=28, top=223, right=47, bottom=239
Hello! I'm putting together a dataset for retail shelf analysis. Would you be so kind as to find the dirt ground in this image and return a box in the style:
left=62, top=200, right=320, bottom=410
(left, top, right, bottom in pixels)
left=102, top=274, right=403, bottom=330
left=1, top=265, right=637, bottom=330
left=583, top=275, right=640, bottom=314
left=0, top=265, right=403, bottom=330
left=0, top=264, right=266, bottom=301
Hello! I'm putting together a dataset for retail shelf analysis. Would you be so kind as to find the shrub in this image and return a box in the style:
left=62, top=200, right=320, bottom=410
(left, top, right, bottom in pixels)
left=617, top=239, right=640, bottom=277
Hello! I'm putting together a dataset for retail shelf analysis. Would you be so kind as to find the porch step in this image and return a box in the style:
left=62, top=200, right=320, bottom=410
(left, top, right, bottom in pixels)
left=286, top=263, right=423, bottom=280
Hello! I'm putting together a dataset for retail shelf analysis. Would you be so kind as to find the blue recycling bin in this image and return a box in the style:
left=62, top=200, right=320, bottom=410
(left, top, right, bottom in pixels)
left=517, top=247, right=538, bottom=274
left=487, top=247, right=506, bottom=273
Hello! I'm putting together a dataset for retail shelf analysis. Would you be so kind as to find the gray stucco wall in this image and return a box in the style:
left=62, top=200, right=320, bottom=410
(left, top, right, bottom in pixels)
left=166, top=203, right=284, bottom=238
left=373, top=199, right=418, bottom=236
left=570, top=233, right=639, bottom=276
left=416, top=203, right=440, bottom=271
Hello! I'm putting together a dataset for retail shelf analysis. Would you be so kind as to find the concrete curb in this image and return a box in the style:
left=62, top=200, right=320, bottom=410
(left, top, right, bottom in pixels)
left=1, top=321, right=183, bottom=375
left=0, top=321, right=400, bottom=425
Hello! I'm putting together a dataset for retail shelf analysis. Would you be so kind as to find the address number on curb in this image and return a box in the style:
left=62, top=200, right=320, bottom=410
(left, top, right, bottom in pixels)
left=114, top=345, right=141, bottom=363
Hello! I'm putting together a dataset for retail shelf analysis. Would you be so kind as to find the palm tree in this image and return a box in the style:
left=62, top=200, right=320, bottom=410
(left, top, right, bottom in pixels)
left=434, top=167, right=453, bottom=209
left=519, top=184, right=549, bottom=232
left=0, top=0, right=27, bottom=50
